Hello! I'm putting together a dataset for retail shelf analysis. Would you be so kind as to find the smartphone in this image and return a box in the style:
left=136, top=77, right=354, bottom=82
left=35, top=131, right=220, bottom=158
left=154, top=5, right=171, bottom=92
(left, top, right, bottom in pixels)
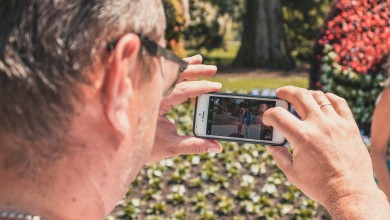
left=194, top=93, right=290, bottom=145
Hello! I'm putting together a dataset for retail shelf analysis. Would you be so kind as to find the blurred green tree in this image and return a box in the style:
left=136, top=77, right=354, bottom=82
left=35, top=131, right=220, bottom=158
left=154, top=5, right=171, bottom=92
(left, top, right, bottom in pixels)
left=166, top=0, right=332, bottom=67
left=184, top=0, right=243, bottom=51
left=282, top=0, right=332, bottom=66
left=234, top=0, right=295, bottom=69
left=163, top=0, right=188, bottom=57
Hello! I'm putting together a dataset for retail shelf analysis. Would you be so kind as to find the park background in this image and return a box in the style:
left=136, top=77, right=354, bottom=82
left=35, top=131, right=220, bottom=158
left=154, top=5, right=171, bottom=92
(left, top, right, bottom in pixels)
left=109, top=0, right=390, bottom=219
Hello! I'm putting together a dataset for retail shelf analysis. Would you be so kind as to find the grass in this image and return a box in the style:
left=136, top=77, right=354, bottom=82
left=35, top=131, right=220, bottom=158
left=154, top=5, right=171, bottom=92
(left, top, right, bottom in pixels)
left=188, top=41, right=240, bottom=65
left=189, top=41, right=309, bottom=91
left=207, top=75, right=309, bottom=91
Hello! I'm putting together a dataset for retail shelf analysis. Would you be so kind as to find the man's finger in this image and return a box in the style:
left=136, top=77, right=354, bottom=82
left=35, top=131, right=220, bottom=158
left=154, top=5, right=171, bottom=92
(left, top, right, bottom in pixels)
left=183, top=54, right=203, bottom=65
left=266, top=146, right=295, bottom=178
left=263, top=106, right=303, bottom=143
left=325, top=93, right=355, bottom=122
left=276, top=86, right=321, bottom=120
left=311, top=91, right=338, bottom=117
left=173, top=136, right=222, bottom=155
left=179, top=64, right=217, bottom=82
left=160, top=81, right=221, bottom=115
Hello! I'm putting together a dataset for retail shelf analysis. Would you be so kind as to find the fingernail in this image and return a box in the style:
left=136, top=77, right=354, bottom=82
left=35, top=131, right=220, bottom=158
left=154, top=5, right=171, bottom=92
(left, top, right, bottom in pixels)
left=206, top=65, right=217, bottom=70
left=207, top=143, right=221, bottom=153
left=211, top=82, right=222, bottom=88
left=193, top=54, right=202, bottom=59
left=266, top=146, right=273, bottom=152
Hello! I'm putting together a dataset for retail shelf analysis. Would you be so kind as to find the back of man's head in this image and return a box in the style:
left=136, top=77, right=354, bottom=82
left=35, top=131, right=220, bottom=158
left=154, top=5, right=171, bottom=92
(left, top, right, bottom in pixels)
left=0, top=0, right=166, bottom=168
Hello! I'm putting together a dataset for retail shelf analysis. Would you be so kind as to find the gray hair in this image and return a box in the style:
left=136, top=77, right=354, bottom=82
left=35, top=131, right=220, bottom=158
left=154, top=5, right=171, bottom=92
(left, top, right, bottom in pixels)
left=0, top=0, right=166, bottom=167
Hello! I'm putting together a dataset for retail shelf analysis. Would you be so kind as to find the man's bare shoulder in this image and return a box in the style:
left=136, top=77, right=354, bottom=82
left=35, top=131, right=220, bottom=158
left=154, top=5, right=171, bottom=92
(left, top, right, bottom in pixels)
left=377, top=86, right=390, bottom=108
left=382, top=86, right=390, bottom=99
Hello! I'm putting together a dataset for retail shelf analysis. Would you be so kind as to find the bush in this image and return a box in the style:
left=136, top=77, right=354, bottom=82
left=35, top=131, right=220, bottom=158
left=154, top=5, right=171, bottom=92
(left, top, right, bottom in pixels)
left=317, top=0, right=390, bottom=132
left=321, top=45, right=387, bottom=131
left=282, top=0, right=332, bottom=65
left=163, top=0, right=187, bottom=56
left=184, top=0, right=243, bottom=51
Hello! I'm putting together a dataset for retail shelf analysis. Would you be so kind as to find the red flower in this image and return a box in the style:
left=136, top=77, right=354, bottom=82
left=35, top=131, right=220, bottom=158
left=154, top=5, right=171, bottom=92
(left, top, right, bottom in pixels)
left=319, top=0, right=390, bottom=75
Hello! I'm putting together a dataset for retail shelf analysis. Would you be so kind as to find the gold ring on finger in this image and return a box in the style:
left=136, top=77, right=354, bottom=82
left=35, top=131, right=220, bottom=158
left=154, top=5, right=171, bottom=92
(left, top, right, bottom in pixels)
left=319, top=102, right=332, bottom=109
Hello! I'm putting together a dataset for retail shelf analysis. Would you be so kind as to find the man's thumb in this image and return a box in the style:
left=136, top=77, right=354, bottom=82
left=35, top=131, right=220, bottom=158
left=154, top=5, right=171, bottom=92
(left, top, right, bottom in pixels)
left=176, top=137, right=222, bottom=155
left=267, top=146, right=294, bottom=176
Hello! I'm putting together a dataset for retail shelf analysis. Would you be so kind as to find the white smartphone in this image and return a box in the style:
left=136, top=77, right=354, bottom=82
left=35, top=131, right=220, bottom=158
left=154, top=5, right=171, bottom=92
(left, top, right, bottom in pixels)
left=194, top=93, right=290, bottom=145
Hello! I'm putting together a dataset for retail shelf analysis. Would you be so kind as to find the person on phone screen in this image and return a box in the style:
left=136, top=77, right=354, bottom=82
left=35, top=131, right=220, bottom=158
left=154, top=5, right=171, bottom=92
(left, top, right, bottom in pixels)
left=243, top=108, right=253, bottom=138
left=371, top=77, right=390, bottom=199
left=238, top=106, right=245, bottom=135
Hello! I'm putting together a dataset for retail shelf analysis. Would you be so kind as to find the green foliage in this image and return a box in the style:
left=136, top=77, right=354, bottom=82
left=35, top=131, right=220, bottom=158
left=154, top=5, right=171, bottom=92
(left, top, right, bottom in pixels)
left=187, top=41, right=240, bottom=65
left=209, top=0, right=243, bottom=17
left=171, top=209, right=187, bottom=220
left=164, top=0, right=185, bottom=46
left=282, top=0, right=332, bottom=65
left=165, top=0, right=332, bottom=66
left=163, top=0, right=187, bottom=56
left=204, top=75, right=308, bottom=92
left=215, top=195, right=235, bottom=215
left=320, top=45, right=387, bottom=131
left=164, top=0, right=184, bottom=46
left=146, top=201, right=168, bottom=215
left=184, top=0, right=244, bottom=51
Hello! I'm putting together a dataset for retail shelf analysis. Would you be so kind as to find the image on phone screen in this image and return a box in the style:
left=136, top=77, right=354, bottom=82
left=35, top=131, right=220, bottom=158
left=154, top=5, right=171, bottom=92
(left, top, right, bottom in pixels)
left=206, top=97, right=275, bottom=141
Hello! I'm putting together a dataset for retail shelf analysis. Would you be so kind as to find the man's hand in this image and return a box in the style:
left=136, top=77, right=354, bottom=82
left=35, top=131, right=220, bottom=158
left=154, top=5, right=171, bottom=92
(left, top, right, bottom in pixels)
left=263, top=86, right=390, bottom=219
left=146, top=55, right=222, bottom=165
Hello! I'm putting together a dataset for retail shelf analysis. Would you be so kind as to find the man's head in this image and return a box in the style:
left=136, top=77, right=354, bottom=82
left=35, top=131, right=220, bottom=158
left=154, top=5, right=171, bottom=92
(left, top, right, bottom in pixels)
left=0, top=0, right=174, bottom=217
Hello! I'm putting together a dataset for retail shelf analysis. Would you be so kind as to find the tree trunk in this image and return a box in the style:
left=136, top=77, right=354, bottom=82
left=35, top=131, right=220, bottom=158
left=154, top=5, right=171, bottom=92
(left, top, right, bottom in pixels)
left=234, top=0, right=294, bottom=69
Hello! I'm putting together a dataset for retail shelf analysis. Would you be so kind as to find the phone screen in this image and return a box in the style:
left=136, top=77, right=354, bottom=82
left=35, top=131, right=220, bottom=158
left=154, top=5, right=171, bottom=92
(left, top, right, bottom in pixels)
left=206, top=96, right=276, bottom=141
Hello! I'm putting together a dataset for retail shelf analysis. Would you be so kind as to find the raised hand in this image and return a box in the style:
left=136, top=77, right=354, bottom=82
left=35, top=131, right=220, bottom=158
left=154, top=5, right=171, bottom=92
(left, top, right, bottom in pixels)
left=147, top=55, right=222, bottom=165
left=263, top=86, right=390, bottom=219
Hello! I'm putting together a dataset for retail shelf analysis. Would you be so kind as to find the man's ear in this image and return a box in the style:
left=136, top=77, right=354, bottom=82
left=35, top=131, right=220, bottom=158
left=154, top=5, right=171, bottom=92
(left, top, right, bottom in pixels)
left=103, top=33, right=141, bottom=136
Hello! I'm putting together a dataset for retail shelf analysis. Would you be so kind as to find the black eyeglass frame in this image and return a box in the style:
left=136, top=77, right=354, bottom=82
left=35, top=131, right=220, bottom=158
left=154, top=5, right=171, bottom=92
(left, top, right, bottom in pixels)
left=107, top=34, right=188, bottom=76
left=107, top=35, right=188, bottom=96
